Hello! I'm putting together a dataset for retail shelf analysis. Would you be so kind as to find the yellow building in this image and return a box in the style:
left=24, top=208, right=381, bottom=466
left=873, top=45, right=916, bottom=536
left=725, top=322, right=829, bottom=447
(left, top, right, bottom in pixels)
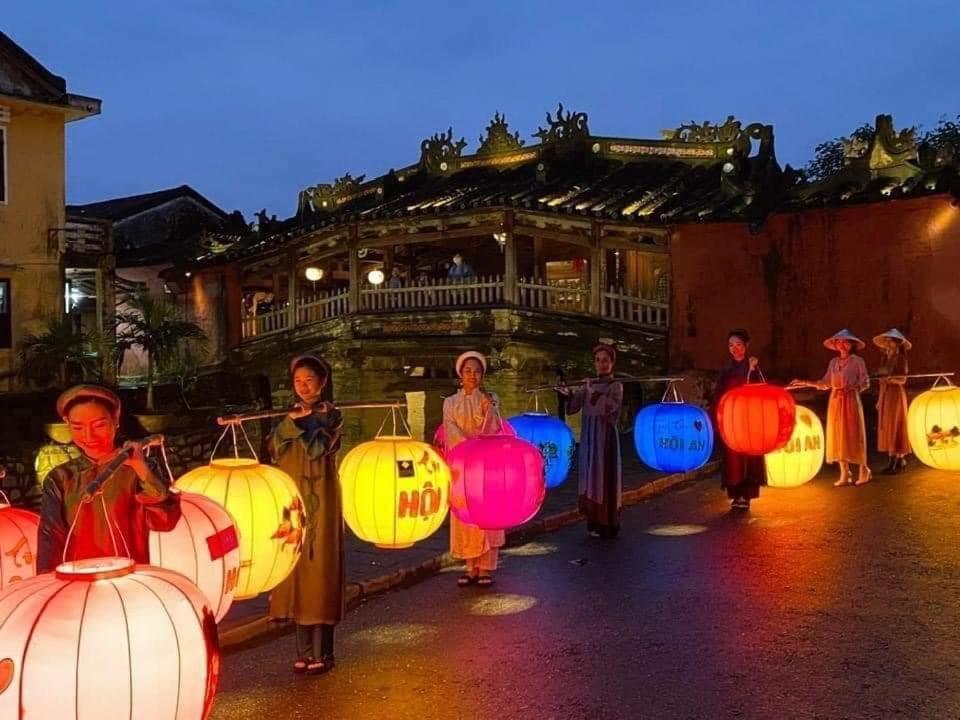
left=0, top=31, right=102, bottom=390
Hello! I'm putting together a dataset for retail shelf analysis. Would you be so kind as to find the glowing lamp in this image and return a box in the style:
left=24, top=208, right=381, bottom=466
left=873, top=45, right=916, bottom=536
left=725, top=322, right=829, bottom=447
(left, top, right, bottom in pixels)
left=174, top=459, right=303, bottom=600
left=0, top=557, right=219, bottom=720
left=368, top=269, right=385, bottom=286
left=764, top=405, right=824, bottom=487
left=339, top=437, right=450, bottom=549
left=0, top=498, right=39, bottom=591
left=716, top=383, right=796, bottom=455
left=431, top=419, right=514, bottom=458
left=304, top=267, right=323, bottom=282
left=446, top=435, right=545, bottom=530
left=506, top=413, right=575, bottom=488
left=149, top=492, right=241, bottom=622
left=908, top=380, right=960, bottom=470
left=34, top=442, right=81, bottom=486
left=633, top=401, right=713, bottom=473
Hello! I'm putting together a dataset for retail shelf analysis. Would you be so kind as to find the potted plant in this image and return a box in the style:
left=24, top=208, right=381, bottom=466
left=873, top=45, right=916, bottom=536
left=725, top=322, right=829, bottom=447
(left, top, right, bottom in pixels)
left=115, top=289, right=206, bottom=432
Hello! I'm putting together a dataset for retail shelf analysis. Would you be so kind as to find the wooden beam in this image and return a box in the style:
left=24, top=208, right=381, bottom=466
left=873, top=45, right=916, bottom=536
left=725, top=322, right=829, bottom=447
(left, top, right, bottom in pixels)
left=503, top=210, right=517, bottom=304
left=287, top=249, right=298, bottom=330
left=589, top=221, right=602, bottom=315
left=348, top=224, right=360, bottom=312
left=513, top=225, right=593, bottom=249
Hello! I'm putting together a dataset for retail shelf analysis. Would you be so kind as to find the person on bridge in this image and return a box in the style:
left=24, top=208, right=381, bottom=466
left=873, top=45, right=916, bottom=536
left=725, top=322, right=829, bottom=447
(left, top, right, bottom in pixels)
left=267, top=353, right=344, bottom=675
left=874, top=329, right=911, bottom=474
left=790, top=329, right=871, bottom=487
left=713, top=330, right=765, bottom=512
left=561, top=343, right=624, bottom=537
left=445, top=350, right=505, bottom=587
left=447, top=253, right=476, bottom=281
left=37, top=384, right=181, bottom=572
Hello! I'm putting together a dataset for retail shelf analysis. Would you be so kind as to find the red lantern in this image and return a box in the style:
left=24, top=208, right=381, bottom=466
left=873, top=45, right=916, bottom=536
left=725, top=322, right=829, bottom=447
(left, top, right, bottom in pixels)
left=446, top=435, right=545, bottom=530
left=716, top=383, right=796, bottom=455
left=0, top=556, right=219, bottom=719
left=0, top=497, right=39, bottom=591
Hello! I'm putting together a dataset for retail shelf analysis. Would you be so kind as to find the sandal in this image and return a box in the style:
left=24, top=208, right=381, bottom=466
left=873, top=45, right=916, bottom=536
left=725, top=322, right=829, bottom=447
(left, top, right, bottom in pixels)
left=306, top=657, right=332, bottom=675
left=854, top=467, right=873, bottom=486
left=293, top=658, right=308, bottom=674
left=476, top=575, right=494, bottom=587
left=457, top=574, right=477, bottom=587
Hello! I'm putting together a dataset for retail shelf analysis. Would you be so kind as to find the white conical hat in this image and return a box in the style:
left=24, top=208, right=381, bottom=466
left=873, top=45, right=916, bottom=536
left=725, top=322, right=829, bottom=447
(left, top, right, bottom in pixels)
left=824, top=328, right=865, bottom=351
left=872, top=328, right=912, bottom=351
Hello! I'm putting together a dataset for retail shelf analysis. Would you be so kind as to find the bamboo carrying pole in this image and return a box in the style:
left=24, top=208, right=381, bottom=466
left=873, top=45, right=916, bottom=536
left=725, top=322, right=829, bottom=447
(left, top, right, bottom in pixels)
left=217, top=400, right=406, bottom=426
left=524, top=375, right=685, bottom=393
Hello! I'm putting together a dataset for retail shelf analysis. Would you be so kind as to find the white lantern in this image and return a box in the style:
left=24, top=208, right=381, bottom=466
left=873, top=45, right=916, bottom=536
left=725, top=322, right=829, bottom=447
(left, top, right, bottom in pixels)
left=0, top=499, right=39, bottom=591
left=368, top=269, right=385, bottom=286
left=0, top=557, right=219, bottom=719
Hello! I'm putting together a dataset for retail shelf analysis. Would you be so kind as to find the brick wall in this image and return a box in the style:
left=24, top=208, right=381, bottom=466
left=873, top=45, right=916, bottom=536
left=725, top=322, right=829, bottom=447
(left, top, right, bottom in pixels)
left=670, top=195, right=960, bottom=382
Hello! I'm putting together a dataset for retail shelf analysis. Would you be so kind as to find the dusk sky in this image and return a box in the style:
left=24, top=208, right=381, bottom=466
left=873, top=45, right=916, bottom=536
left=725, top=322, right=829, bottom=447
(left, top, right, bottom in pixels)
left=7, top=1, right=958, bottom=219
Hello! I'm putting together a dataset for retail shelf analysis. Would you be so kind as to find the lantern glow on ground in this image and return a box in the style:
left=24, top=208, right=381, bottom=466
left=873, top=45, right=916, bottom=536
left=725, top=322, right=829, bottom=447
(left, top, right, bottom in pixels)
left=0, top=502, right=39, bottom=591
left=149, top=492, right=241, bottom=622
left=507, top=413, right=575, bottom=488
left=446, top=435, right=545, bottom=530
left=634, top=401, right=714, bottom=473
left=716, top=384, right=796, bottom=455
left=174, top=459, right=304, bottom=599
left=908, top=383, right=960, bottom=470
left=764, top=405, right=825, bottom=487
left=339, top=437, right=450, bottom=549
left=0, top=556, right=219, bottom=720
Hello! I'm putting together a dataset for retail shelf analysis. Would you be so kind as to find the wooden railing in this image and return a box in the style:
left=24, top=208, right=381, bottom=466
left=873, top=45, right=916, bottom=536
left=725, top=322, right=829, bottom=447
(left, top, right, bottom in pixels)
left=360, top=276, right=504, bottom=311
left=603, top=287, right=669, bottom=328
left=517, top=278, right=588, bottom=314
left=240, top=277, right=668, bottom=341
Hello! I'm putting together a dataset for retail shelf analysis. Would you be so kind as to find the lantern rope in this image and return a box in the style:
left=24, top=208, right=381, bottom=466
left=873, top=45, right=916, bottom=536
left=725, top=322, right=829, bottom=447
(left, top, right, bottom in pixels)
left=209, top=418, right=260, bottom=462
left=62, top=489, right=128, bottom=563
left=0, top=489, right=10, bottom=505
left=209, top=423, right=233, bottom=462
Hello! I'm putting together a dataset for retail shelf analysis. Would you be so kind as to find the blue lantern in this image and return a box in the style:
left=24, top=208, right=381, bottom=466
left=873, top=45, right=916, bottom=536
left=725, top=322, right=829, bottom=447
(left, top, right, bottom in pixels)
left=634, top=383, right=713, bottom=473
left=507, top=412, right=576, bottom=489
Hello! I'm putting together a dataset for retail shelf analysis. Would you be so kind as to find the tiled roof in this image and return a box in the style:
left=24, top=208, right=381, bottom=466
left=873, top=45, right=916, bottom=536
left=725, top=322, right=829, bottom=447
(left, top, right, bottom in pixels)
left=67, top=185, right=228, bottom=223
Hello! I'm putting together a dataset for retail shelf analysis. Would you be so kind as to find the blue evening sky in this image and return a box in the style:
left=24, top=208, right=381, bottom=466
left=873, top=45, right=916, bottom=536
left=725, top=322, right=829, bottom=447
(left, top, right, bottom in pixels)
left=6, top=1, right=959, bottom=219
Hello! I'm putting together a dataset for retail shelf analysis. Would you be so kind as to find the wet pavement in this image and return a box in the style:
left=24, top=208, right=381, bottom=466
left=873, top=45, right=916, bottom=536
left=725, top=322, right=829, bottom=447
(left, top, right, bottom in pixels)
left=211, top=464, right=960, bottom=720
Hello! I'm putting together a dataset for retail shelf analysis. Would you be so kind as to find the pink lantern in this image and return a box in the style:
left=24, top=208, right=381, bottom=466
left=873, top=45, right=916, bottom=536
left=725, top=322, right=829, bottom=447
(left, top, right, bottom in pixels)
left=0, top=556, right=219, bottom=719
left=0, top=494, right=39, bottom=591
left=149, top=492, right=241, bottom=623
left=432, top=419, right=514, bottom=458
left=446, top=435, right=545, bottom=530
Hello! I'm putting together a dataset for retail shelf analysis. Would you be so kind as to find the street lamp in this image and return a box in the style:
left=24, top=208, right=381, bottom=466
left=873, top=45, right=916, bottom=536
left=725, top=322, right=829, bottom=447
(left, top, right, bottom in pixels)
left=368, top=269, right=385, bottom=286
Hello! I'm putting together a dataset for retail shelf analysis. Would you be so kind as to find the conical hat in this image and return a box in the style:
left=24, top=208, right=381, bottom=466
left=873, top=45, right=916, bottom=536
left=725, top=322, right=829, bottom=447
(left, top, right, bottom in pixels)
left=872, top=328, right=912, bottom=351
left=823, top=329, right=865, bottom=351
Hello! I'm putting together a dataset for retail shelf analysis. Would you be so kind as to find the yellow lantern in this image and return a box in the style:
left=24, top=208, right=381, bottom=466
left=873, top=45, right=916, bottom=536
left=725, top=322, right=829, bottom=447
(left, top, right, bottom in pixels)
left=764, top=405, right=825, bottom=488
left=34, top=442, right=82, bottom=486
left=908, top=378, right=960, bottom=470
left=175, top=459, right=304, bottom=599
left=339, top=437, right=450, bottom=549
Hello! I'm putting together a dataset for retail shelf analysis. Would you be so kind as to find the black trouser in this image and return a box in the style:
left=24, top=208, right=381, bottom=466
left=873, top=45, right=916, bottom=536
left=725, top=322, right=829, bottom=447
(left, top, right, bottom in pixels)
left=295, top=623, right=335, bottom=659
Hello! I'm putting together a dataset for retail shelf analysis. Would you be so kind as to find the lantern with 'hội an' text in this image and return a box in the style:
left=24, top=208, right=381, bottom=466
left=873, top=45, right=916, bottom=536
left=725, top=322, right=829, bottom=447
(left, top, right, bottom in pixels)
left=716, top=382, right=796, bottom=456
left=150, top=491, right=241, bottom=622
left=339, top=436, right=450, bottom=548
left=446, top=435, right=545, bottom=530
left=0, top=492, right=39, bottom=592
left=175, top=459, right=304, bottom=599
left=633, top=383, right=714, bottom=473
left=908, top=377, right=960, bottom=470
left=0, top=556, right=219, bottom=720
left=764, top=405, right=824, bottom=487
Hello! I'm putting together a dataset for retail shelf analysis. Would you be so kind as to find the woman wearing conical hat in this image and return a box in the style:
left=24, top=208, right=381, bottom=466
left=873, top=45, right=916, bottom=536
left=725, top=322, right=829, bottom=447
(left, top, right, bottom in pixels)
left=874, top=329, right=911, bottom=474
left=790, top=330, right=871, bottom=486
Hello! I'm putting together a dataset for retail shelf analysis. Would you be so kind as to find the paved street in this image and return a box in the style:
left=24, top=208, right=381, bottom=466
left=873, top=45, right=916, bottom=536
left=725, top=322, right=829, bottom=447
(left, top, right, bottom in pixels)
left=212, top=465, right=960, bottom=720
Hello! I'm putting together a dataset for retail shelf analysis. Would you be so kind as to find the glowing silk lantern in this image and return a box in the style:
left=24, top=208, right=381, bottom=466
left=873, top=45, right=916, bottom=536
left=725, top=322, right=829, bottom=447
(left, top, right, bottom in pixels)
left=175, top=459, right=303, bottom=599
left=764, top=405, right=825, bottom=487
left=446, top=435, right=545, bottom=530
left=0, top=557, right=219, bottom=720
left=716, top=383, right=796, bottom=455
left=908, top=379, right=960, bottom=470
left=507, top=412, right=575, bottom=488
left=149, top=492, right=241, bottom=622
left=431, top=419, right=514, bottom=457
left=0, top=498, right=39, bottom=591
left=339, top=437, right=450, bottom=548
left=633, top=402, right=713, bottom=473
left=34, top=441, right=81, bottom=485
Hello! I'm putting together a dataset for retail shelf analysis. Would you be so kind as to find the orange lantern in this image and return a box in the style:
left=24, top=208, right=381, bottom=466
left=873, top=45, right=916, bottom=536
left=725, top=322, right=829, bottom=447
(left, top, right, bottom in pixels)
left=149, top=492, right=241, bottom=622
left=764, top=405, right=825, bottom=488
left=0, top=494, right=39, bottom=591
left=908, top=377, right=960, bottom=470
left=175, top=459, right=303, bottom=600
left=716, top=383, right=796, bottom=456
left=339, top=436, right=450, bottom=548
left=0, top=556, right=219, bottom=719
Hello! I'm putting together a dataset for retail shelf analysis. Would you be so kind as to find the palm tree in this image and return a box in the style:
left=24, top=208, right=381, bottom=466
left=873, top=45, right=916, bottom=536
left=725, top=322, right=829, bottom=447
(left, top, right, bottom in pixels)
left=115, top=289, right=206, bottom=412
left=18, top=316, right=99, bottom=387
